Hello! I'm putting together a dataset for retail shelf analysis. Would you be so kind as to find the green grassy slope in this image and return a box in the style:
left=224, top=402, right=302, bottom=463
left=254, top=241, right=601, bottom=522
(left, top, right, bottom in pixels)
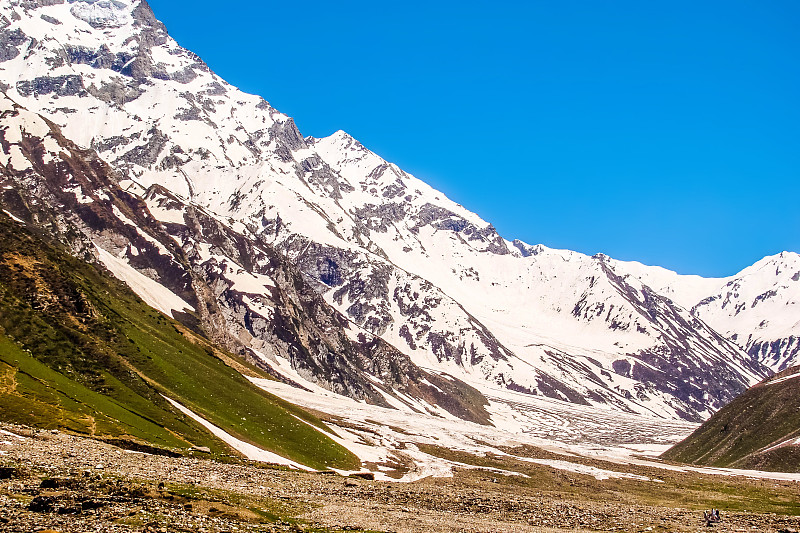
left=0, top=215, right=359, bottom=470
left=662, top=367, right=800, bottom=472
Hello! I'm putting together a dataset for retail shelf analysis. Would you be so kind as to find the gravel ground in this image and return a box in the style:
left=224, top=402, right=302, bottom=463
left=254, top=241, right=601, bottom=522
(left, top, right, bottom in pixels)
left=1, top=424, right=799, bottom=533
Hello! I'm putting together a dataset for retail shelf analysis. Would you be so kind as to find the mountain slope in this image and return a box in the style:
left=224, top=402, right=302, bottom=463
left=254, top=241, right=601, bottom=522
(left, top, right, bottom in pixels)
left=0, top=87, right=490, bottom=424
left=0, top=212, right=359, bottom=470
left=612, top=253, right=800, bottom=372
left=662, top=366, right=800, bottom=472
left=0, top=0, right=782, bottom=423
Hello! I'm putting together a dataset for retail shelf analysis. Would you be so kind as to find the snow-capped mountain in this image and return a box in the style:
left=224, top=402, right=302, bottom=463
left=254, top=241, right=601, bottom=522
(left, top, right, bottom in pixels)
left=0, top=90, right=492, bottom=424
left=0, top=0, right=792, bottom=424
left=612, top=253, right=800, bottom=372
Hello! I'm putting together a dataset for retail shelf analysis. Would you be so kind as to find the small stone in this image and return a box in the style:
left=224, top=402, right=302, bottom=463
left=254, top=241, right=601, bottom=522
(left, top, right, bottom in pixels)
left=29, top=495, right=57, bottom=513
left=40, top=477, right=69, bottom=489
left=95, top=464, right=104, bottom=470
left=81, top=499, right=105, bottom=511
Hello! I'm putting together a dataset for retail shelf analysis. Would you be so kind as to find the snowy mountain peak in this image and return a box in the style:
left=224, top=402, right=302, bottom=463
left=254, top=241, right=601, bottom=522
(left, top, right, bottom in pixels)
left=736, top=251, right=800, bottom=280
left=329, top=129, right=358, bottom=143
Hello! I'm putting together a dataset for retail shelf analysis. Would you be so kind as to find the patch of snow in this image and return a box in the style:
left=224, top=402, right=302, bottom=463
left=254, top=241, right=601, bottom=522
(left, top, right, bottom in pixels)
left=70, top=0, right=131, bottom=29
left=94, top=244, right=194, bottom=318
left=64, top=185, right=94, bottom=204
left=519, top=458, right=661, bottom=482
left=8, top=145, right=31, bottom=171
left=146, top=204, right=186, bottom=224
left=2, top=210, right=25, bottom=223
left=765, top=371, right=800, bottom=387
left=253, top=378, right=800, bottom=483
left=761, top=436, right=800, bottom=454
left=161, top=395, right=313, bottom=471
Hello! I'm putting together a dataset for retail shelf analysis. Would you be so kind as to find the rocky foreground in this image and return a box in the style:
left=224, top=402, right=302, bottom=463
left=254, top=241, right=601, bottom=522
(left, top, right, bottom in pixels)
left=1, top=424, right=799, bottom=533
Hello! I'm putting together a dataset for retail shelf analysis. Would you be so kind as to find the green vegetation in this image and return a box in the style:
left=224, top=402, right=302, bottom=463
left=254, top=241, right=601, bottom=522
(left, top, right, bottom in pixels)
left=662, top=368, right=800, bottom=472
left=0, top=216, right=359, bottom=470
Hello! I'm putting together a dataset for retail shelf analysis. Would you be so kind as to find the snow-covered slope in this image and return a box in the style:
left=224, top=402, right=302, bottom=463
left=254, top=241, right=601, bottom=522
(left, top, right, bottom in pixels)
left=611, top=254, right=800, bottom=372
left=692, top=253, right=800, bottom=371
left=0, top=0, right=788, bottom=424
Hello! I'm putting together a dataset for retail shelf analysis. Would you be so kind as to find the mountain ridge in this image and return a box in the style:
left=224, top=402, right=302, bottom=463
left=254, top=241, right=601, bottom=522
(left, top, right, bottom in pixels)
left=0, top=0, right=794, bottom=426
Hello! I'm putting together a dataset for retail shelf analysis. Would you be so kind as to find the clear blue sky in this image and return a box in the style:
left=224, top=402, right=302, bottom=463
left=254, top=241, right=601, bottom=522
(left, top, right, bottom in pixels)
left=147, top=0, right=799, bottom=277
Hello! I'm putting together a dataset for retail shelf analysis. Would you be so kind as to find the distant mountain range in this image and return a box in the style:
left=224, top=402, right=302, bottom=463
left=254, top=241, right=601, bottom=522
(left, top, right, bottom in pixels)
left=1, top=0, right=797, bottom=434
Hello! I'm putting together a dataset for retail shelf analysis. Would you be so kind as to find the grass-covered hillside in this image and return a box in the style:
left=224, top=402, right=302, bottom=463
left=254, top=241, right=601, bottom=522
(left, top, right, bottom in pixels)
left=0, top=214, right=360, bottom=471
left=662, top=366, right=800, bottom=472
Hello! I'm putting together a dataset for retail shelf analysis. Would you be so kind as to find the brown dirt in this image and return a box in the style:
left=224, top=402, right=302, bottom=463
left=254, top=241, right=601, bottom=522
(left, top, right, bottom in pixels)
left=1, top=423, right=798, bottom=533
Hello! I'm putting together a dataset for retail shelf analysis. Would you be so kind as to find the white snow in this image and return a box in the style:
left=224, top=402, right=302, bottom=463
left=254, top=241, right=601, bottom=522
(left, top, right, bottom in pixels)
left=70, top=0, right=132, bottom=29
left=764, top=370, right=800, bottom=387
left=0, top=428, right=25, bottom=456
left=146, top=204, right=186, bottom=224
left=0, top=429, right=24, bottom=439
left=94, top=244, right=194, bottom=318
left=8, top=145, right=31, bottom=171
left=161, top=395, right=313, bottom=470
left=761, top=436, right=800, bottom=454
left=252, top=378, right=800, bottom=483
left=64, top=185, right=95, bottom=204
left=519, top=458, right=661, bottom=482
left=2, top=210, right=25, bottom=223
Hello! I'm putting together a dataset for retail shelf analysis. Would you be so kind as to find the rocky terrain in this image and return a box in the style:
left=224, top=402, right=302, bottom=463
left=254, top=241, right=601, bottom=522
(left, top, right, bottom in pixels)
left=2, top=424, right=800, bottom=533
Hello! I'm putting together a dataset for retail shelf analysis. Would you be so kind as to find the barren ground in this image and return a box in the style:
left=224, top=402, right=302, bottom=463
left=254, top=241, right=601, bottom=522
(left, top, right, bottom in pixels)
left=1, top=424, right=799, bottom=533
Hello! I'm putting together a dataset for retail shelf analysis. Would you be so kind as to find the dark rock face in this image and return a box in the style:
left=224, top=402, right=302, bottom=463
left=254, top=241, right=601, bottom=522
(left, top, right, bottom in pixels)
left=17, top=75, right=85, bottom=97
left=65, top=44, right=132, bottom=73
left=353, top=202, right=407, bottom=232
left=413, top=203, right=510, bottom=255
left=86, top=78, right=145, bottom=105
left=0, top=26, right=26, bottom=63
left=749, top=336, right=800, bottom=372
left=29, top=0, right=66, bottom=6
left=318, top=258, right=342, bottom=287
left=132, top=0, right=165, bottom=31
left=116, top=127, right=168, bottom=168
left=40, top=13, right=60, bottom=24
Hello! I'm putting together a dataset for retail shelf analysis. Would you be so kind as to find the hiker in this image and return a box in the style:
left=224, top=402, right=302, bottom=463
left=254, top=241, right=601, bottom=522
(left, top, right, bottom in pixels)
left=703, top=509, right=722, bottom=526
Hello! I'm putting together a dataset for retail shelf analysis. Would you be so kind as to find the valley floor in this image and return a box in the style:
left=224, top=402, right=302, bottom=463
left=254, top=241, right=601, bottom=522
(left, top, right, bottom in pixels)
left=1, top=424, right=799, bottom=533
